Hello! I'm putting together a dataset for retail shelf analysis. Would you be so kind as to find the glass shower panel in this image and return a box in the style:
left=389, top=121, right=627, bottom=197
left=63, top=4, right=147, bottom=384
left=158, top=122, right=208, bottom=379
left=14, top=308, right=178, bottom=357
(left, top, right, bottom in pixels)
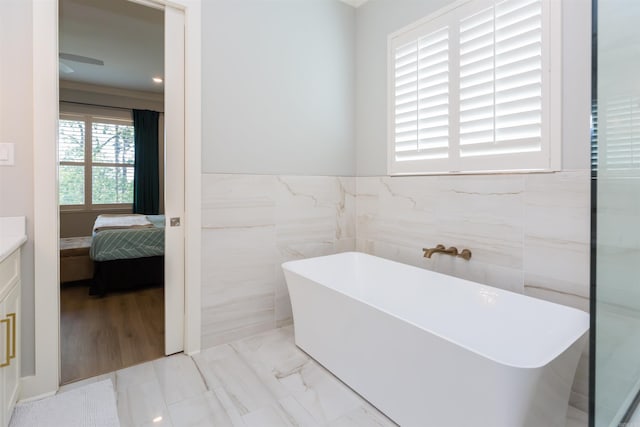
left=595, top=1, right=640, bottom=425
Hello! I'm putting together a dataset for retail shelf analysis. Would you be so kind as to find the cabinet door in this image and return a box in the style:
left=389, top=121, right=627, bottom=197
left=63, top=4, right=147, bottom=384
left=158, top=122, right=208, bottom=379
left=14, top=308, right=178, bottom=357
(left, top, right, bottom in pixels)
left=0, top=295, right=6, bottom=427
left=2, top=283, right=18, bottom=424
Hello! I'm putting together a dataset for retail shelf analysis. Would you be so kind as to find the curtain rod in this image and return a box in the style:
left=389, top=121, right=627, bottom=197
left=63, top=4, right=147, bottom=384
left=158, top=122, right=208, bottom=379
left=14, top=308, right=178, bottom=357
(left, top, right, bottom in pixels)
left=60, top=100, right=164, bottom=113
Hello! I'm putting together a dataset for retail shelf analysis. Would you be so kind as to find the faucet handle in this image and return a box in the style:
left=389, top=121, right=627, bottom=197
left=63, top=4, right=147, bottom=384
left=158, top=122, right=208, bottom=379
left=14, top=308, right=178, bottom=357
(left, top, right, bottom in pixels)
left=458, top=249, right=472, bottom=260
left=446, top=247, right=459, bottom=255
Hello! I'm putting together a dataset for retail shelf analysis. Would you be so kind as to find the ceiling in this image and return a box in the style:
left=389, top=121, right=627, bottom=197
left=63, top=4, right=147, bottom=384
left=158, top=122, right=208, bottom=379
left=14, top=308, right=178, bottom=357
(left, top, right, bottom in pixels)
left=59, top=0, right=164, bottom=93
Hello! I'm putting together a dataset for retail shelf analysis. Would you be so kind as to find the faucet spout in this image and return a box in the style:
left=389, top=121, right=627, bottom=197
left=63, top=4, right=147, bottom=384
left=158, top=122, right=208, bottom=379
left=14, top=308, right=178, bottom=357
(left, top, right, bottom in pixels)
left=423, top=244, right=445, bottom=258
left=423, top=244, right=459, bottom=258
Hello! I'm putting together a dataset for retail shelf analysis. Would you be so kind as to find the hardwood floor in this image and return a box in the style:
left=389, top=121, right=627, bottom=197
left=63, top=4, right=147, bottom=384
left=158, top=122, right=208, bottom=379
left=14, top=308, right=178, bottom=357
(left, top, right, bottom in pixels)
left=60, top=283, right=164, bottom=385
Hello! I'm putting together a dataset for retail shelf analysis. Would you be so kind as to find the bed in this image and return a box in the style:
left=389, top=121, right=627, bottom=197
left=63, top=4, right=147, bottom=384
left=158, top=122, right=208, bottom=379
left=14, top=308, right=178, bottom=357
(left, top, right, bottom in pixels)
left=89, top=214, right=165, bottom=296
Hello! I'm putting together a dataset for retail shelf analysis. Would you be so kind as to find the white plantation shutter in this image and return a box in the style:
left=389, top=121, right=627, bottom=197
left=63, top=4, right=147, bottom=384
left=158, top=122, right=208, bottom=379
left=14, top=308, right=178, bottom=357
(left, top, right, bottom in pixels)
left=459, top=0, right=543, bottom=159
left=493, top=0, right=542, bottom=153
left=394, top=27, right=450, bottom=162
left=389, top=0, right=558, bottom=175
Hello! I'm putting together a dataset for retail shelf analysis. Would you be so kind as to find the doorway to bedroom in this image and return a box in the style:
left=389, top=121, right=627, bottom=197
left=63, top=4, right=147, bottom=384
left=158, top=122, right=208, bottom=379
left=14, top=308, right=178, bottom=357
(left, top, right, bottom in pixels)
left=57, top=0, right=173, bottom=385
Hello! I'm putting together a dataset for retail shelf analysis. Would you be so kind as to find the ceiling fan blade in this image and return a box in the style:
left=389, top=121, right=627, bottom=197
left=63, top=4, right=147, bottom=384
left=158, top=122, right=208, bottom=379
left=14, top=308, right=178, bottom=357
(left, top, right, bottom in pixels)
left=59, top=53, right=104, bottom=66
left=59, top=61, right=74, bottom=74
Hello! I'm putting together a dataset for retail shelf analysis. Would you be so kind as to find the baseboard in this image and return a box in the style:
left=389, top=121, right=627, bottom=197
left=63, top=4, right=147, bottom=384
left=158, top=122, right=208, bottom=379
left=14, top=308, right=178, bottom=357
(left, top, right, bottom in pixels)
left=18, top=376, right=57, bottom=403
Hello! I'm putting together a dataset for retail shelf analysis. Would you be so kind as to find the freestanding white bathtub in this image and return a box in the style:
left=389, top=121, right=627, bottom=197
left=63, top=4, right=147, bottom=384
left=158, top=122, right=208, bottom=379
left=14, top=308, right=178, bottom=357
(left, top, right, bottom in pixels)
left=282, top=252, right=589, bottom=427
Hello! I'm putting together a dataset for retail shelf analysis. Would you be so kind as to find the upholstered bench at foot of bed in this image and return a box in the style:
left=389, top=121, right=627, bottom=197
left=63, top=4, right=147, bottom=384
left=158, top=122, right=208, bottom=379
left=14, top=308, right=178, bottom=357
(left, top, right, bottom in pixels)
left=60, top=236, right=94, bottom=283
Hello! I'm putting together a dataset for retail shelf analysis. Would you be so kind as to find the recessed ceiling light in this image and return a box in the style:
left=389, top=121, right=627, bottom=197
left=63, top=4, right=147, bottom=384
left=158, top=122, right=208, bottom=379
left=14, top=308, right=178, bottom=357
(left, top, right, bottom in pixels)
left=152, top=77, right=163, bottom=83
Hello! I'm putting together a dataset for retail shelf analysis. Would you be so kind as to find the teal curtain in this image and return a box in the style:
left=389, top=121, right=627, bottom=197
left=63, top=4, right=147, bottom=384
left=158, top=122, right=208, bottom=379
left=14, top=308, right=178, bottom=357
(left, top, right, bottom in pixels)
left=132, top=109, right=160, bottom=214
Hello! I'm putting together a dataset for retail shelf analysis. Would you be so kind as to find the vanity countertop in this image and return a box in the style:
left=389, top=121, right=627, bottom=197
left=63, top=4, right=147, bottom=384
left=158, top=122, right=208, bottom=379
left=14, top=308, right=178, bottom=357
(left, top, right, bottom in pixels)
left=0, top=217, right=27, bottom=263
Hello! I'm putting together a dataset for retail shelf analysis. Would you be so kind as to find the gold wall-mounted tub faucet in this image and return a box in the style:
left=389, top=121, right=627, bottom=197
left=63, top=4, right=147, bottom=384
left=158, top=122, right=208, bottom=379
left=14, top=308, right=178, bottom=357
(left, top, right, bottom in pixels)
left=422, top=245, right=472, bottom=260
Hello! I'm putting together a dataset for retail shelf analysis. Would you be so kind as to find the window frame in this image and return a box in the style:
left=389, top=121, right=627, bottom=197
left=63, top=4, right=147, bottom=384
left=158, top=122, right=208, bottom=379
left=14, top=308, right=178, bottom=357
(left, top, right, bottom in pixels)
left=59, top=109, right=135, bottom=211
left=387, top=0, right=562, bottom=176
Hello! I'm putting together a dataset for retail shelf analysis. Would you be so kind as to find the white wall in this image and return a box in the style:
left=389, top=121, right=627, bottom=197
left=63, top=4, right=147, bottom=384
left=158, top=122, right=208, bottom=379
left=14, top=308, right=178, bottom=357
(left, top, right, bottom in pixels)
left=355, top=0, right=591, bottom=175
left=0, top=0, right=35, bottom=376
left=201, top=0, right=356, bottom=176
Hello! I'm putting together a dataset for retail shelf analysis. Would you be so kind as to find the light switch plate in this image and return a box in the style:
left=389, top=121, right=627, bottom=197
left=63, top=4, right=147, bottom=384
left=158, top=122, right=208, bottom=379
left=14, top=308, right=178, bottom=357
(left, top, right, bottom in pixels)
left=0, top=143, right=15, bottom=166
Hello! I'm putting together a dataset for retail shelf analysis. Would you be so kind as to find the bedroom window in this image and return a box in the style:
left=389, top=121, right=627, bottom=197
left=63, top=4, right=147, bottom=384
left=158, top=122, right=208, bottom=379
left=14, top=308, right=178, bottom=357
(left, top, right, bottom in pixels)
left=59, top=113, right=135, bottom=208
left=387, top=0, right=561, bottom=175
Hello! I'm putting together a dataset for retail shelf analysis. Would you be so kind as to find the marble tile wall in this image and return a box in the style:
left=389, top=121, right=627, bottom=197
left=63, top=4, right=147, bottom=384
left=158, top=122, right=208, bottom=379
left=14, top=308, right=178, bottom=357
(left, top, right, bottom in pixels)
left=355, top=170, right=591, bottom=410
left=201, top=170, right=590, bottom=411
left=201, top=174, right=355, bottom=349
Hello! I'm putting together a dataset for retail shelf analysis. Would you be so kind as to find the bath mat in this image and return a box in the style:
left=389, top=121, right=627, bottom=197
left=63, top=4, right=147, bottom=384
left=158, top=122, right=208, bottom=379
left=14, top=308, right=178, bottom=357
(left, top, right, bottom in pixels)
left=9, top=379, right=120, bottom=427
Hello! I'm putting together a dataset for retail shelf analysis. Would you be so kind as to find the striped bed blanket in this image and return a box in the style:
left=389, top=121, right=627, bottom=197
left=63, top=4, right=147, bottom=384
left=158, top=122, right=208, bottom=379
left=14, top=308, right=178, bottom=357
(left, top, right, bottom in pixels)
left=90, top=215, right=165, bottom=262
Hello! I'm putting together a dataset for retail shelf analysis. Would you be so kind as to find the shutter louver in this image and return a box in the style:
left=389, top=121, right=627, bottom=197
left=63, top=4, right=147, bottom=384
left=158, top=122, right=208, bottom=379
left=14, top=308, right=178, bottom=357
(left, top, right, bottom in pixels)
left=394, top=27, right=449, bottom=162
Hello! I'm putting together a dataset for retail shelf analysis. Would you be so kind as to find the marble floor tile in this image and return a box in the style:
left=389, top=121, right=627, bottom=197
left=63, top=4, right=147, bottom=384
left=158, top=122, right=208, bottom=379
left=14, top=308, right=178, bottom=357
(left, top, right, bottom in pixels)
left=153, top=354, right=207, bottom=405
left=276, top=360, right=364, bottom=424
left=115, top=362, right=157, bottom=394
left=228, top=326, right=363, bottom=423
left=229, top=330, right=307, bottom=399
left=167, top=391, right=237, bottom=427
left=210, top=386, right=250, bottom=426
left=242, top=396, right=318, bottom=427
left=276, top=395, right=321, bottom=426
left=327, top=405, right=398, bottom=427
left=118, top=379, right=172, bottom=427
left=51, top=326, right=585, bottom=427
left=193, top=345, right=288, bottom=414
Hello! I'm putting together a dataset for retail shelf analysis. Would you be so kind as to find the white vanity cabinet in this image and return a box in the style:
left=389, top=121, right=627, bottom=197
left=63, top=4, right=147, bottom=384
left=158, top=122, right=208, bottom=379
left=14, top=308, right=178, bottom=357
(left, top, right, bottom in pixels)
left=0, top=249, right=20, bottom=427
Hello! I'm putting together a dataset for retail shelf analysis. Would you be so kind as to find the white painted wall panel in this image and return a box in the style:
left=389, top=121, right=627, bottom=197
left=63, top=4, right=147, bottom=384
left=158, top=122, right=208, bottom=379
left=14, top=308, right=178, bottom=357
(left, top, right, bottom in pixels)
left=201, top=0, right=356, bottom=176
left=0, top=0, right=35, bottom=376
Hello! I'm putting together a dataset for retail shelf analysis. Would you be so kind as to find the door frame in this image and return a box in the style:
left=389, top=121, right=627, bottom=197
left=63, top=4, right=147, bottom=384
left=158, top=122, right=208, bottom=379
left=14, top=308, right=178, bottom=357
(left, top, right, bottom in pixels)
left=22, top=0, right=201, bottom=399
